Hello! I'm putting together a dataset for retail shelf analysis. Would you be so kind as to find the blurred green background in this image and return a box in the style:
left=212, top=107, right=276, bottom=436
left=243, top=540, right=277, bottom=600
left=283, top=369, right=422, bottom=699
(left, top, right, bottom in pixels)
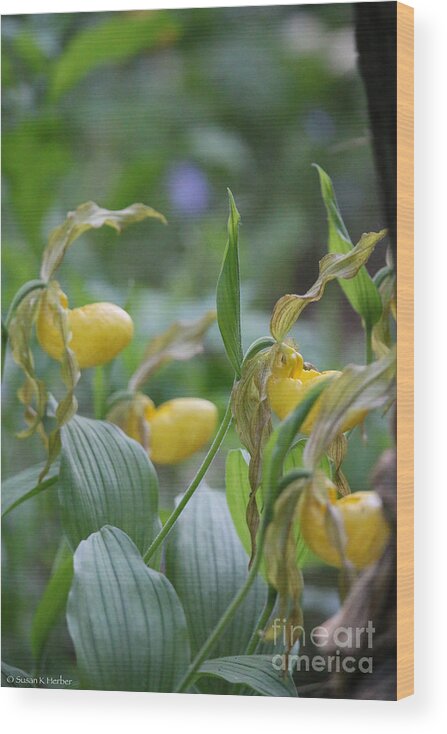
left=2, top=4, right=391, bottom=678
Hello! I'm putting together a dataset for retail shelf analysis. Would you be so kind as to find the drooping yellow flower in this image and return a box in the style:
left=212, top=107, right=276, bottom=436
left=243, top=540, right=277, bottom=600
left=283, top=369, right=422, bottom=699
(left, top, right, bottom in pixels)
left=299, top=484, right=390, bottom=569
left=267, top=345, right=365, bottom=434
left=36, top=287, right=134, bottom=369
left=110, top=393, right=218, bottom=465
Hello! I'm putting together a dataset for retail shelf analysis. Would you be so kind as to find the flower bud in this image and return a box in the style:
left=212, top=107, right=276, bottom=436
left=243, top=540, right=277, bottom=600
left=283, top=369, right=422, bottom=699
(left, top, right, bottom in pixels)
left=37, top=287, right=134, bottom=369
left=110, top=394, right=218, bottom=465
left=299, top=486, right=390, bottom=569
left=148, top=398, right=218, bottom=464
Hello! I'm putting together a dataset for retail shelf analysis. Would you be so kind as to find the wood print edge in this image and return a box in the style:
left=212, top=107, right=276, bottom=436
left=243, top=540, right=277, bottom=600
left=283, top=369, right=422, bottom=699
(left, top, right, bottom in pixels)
left=396, top=0, right=414, bottom=701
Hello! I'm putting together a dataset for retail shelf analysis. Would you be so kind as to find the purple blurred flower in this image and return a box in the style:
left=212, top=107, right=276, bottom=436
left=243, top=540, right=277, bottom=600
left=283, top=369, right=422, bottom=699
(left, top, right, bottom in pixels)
left=166, top=162, right=210, bottom=216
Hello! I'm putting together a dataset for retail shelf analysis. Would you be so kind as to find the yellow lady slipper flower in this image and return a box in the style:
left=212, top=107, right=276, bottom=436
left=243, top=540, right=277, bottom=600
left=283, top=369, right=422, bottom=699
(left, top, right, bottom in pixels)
left=299, top=485, right=390, bottom=569
left=37, top=287, right=134, bottom=368
left=114, top=394, right=218, bottom=465
left=267, top=345, right=365, bottom=434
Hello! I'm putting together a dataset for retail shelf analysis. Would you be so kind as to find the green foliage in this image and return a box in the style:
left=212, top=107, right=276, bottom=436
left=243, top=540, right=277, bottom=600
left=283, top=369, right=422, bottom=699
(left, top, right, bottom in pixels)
left=50, top=11, right=180, bottom=100
left=1, top=6, right=394, bottom=696
left=314, top=164, right=383, bottom=330
left=1, top=461, right=58, bottom=517
left=40, top=200, right=166, bottom=281
left=2, top=118, right=72, bottom=243
left=197, top=655, right=297, bottom=697
left=216, top=190, right=243, bottom=376
left=31, top=541, right=73, bottom=668
left=270, top=228, right=387, bottom=341
left=67, top=526, right=190, bottom=692
left=58, top=415, right=161, bottom=554
left=164, top=486, right=267, bottom=694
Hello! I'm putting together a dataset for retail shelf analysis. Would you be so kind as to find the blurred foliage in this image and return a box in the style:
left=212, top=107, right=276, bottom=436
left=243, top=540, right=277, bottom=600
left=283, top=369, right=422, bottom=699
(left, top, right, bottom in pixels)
left=2, top=5, right=391, bottom=675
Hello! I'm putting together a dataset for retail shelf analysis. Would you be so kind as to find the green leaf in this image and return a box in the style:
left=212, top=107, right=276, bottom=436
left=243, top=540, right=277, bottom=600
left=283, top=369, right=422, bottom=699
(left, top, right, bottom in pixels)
left=1, top=662, right=37, bottom=687
left=40, top=200, right=166, bottom=281
left=128, top=310, right=216, bottom=391
left=270, top=229, right=386, bottom=341
left=314, top=164, right=383, bottom=329
left=31, top=541, right=73, bottom=667
left=2, top=461, right=58, bottom=518
left=67, top=526, right=190, bottom=692
left=164, top=486, right=269, bottom=694
left=59, top=415, right=160, bottom=555
left=197, top=655, right=297, bottom=697
left=216, top=190, right=243, bottom=376
left=50, top=11, right=180, bottom=100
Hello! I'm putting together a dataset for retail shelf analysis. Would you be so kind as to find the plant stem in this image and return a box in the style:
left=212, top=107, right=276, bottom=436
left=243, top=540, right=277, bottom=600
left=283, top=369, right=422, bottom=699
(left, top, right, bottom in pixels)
left=245, top=585, right=278, bottom=656
left=143, top=399, right=233, bottom=565
left=174, top=385, right=327, bottom=693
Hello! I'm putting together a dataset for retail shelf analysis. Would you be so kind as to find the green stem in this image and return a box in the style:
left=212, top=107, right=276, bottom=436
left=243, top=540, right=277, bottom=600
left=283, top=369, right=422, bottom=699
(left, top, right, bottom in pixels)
left=174, top=384, right=328, bottom=693
left=143, top=400, right=233, bottom=565
left=245, top=585, right=278, bottom=656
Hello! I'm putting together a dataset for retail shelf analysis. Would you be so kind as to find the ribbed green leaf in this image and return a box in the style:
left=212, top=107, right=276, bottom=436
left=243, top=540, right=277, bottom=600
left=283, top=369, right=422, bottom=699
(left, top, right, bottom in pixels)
left=1, top=461, right=58, bottom=517
left=59, top=415, right=160, bottom=555
left=216, top=190, right=243, bottom=376
left=314, top=164, right=383, bottom=329
left=31, top=541, right=73, bottom=667
left=164, top=486, right=269, bottom=694
left=50, top=11, right=180, bottom=100
left=67, top=526, right=190, bottom=692
left=197, top=655, right=297, bottom=697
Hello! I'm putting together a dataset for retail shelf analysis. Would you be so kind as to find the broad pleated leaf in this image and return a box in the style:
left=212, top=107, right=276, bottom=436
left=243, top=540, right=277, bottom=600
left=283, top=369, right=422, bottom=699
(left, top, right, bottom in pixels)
left=197, top=655, right=297, bottom=697
left=59, top=415, right=160, bottom=554
left=67, top=526, right=190, bottom=692
left=216, top=190, right=243, bottom=376
left=31, top=541, right=73, bottom=667
left=2, top=461, right=58, bottom=517
left=164, top=486, right=269, bottom=694
left=314, top=164, right=383, bottom=329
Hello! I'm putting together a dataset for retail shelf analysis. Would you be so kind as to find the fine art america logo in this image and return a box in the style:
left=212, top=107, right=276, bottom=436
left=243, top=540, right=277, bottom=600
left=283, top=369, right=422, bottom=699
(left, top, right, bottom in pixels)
left=271, top=619, right=376, bottom=675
